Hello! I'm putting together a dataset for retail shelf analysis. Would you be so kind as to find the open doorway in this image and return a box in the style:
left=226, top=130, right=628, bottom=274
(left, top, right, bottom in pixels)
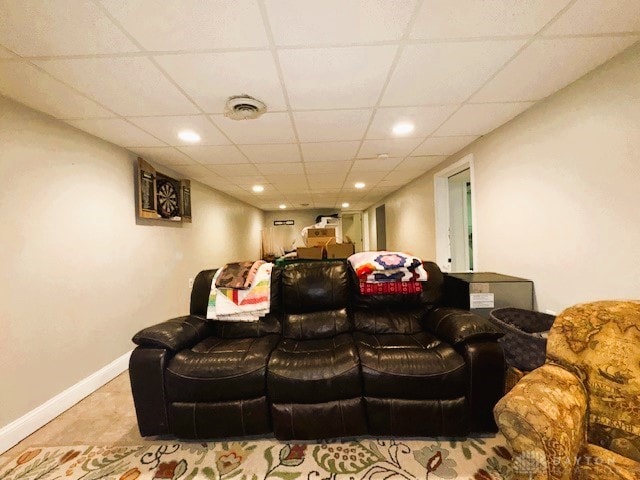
left=341, top=212, right=363, bottom=252
left=375, top=205, right=386, bottom=250
left=434, top=155, right=477, bottom=272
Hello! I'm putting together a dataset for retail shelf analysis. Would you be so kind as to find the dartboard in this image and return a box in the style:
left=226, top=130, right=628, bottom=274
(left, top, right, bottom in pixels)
left=156, top=179, right=180, bottom=218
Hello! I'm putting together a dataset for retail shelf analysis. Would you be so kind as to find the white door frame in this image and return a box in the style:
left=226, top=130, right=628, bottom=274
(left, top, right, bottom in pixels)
left=433, top=154, right=478, bottom=272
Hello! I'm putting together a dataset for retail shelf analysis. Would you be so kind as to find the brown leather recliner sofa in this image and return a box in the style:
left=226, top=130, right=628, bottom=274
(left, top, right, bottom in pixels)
left=129, top=260, right=505, bottom=440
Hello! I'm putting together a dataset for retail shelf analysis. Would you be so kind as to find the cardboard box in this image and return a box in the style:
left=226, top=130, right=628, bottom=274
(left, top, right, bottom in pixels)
left=305, top=227, right=336, bottom=247
left=296, top=246, right=325, bottom=259
left=326, top=243, right=355, bottom=259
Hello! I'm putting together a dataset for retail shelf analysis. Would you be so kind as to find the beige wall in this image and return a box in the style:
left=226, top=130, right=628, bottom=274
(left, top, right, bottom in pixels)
left=367, top=42, right=640, bottom=313
left=0, top=96, right=264, bottom=428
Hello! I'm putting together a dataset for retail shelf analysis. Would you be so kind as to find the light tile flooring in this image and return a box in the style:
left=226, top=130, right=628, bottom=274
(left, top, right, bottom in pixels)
left=1, top=372, right=169, bottom=465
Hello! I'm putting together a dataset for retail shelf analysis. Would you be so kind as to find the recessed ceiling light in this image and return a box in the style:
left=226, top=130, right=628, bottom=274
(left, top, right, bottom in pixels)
left=178, top=130, right=201, bottom=143
left=341, top=202, right=350, bottom=208
left=354, top=182, right=365, bottom=189
left=392, top=122, right=415, bottom=136
left=252, top=185, right=264, bottom=193
left=279, top=204, right=287, bottom=209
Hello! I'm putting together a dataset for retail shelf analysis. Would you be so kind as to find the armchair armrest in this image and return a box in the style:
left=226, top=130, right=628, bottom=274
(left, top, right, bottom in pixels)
left=132, top=315, right=213, bottom=351
left=494, top=363, right=588, bottom=480
left=424, top=307, right=503, bottom=345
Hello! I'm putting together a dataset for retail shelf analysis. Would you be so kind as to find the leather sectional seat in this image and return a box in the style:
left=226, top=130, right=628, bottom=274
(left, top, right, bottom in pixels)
left=130, top=260, right=505, bottom=440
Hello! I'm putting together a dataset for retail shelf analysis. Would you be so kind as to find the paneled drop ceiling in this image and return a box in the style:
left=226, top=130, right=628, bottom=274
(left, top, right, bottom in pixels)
left=0, top=0, right=638, bottom=211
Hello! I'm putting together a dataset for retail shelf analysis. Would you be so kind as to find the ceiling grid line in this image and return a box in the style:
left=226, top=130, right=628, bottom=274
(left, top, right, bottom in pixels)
left=1, top=0, right=638, bottom=211
left=390, top=0, right=583, bottom=177
left=91, top=0, right=263, bottom=191
left=257, top=0, right=315, bottom=208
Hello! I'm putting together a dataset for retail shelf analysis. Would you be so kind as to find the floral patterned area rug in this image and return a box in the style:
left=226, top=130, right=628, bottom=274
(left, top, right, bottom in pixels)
left=0, top=435, right=514, bottom=480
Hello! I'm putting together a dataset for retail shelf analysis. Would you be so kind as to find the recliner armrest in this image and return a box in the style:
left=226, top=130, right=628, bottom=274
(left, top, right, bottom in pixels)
left=132, top=315, right=213, bottom=351
left=424, top=308, right=503, bottom=345
left=494, top=364, right=588, bottom=480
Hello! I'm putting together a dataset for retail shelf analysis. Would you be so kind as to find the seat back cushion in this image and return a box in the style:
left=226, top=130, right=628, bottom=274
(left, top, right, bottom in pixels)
left=281, top=261, right=351, bottom=339
left=349, top=261, right=444, bottom=334
left=547, top=300, right=640, bottom=463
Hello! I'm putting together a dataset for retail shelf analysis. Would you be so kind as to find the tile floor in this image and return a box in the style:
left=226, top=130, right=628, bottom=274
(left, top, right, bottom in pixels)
left=1, top=372, right=169, bottom=464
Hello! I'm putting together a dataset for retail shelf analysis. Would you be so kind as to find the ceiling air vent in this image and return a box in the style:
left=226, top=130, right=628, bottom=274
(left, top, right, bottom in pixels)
left=224, top=95, right=267, bottom=120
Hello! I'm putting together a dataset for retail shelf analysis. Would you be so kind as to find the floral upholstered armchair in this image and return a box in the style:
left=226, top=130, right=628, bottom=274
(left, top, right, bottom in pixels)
left=494, top=301, right=640, bottom=480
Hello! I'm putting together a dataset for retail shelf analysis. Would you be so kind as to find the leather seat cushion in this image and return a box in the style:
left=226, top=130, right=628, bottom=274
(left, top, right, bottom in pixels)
left=267, top=333, right=361, bottom=403
left=354, top=332, right=467, bottom=399
left=165, top=334, right=279, bottom=402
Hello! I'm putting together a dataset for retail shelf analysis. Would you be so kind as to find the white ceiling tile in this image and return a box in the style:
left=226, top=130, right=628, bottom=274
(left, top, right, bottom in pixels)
left=256, top=162, right=305, bottom=175
left=228, top=176, right=270, bottom=186
left=271, top=179, right=310, bottom=192
left=266, top=0, right=416, bottom=46
left=238, top=144, right=301, bottom=163
left=0, top=0, right=138, bottom=56
left=101, top=0, right=268, bottom=50
left=473, top=36, right=639, bottom=102
left=267, top=174, right=309, bottom=185
left=295, top=110, right=371, bottom=142
left=35, top=57, right=197, bottom=116
left=308, top=188, right=342, bottom=195
left=545, top=0, right=640, bottom=35
left=130, top=147, right=198, bottom=167
left=128, top=115, right=230, bottom=146
left=413, top=136, right=478, bottom=155
left=382, top=169, right=425, bottom=184
left=309, top=174, right=347, bottom=189
left=66, top=118, right=165, bottom=147
left=214, top=184, right=248, bottom=193
left=178, top=145, right=248, bottom=164
left=351, top=157, right=403, bottom=172
left=168, top=164, right=215, bottom=180
left=207, top=164, right=261, bottom=177
left=279, top=47, right=397, bottom=109
left=367, top=105, right=459, bottom=139
left=0, top=45, right=17, bottom=57
left=155, top=52, right=286, bottom=113
left=395, top=155, right=446, bottom=172
left=199, top=175, right=237, bottom=188
left=411, top=0, right=569, bottom=39
left=0, top=62, right=112, bottom=119
left=211, top=113, right=296, bottom=144
left=435, top=102, right=534, bottom=136
left=300, top=141, right=361, bottom=162
left=378, top=177, right=408, bottom=187
left=382, top=41, right=526, bottom=105
left=357, top=138, right=424, bottom=158
left=304, top=161, right=353, bottom=174
left=346, top=171, right=387, bottom=183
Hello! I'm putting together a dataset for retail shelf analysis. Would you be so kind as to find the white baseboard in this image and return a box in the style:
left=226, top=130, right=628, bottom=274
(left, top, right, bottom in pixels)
left=0, top=350, right=132, bottom=455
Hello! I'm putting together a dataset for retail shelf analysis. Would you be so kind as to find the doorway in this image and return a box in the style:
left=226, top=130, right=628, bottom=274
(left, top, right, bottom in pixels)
left=434, top=155, right=477, bottom=272
left=375, top=204, right=386, bottom=250
left=341, top=212, right=363, bottom=252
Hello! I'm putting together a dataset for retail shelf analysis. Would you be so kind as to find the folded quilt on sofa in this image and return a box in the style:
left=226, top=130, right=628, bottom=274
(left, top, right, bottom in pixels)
left=215, top=260, right=265, bottom=289
left=349, top=251, right=428, bottom=295
left=359, top=280, right=423, bottom=295
left=207, top=262, right=272, bottom=321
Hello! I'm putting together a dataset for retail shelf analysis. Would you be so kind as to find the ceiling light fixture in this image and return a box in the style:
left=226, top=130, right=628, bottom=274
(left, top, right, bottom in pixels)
left=252, top=185, right=264, bottom=193
left=178, top=130, right=201, bottom=143
left=341, top=202, right=350, bottom=208
left=354, top=182, right=365, bottom=189
left=279, top=204, right=287, bottom=209
left=392, top=122, right=415, bottom=136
